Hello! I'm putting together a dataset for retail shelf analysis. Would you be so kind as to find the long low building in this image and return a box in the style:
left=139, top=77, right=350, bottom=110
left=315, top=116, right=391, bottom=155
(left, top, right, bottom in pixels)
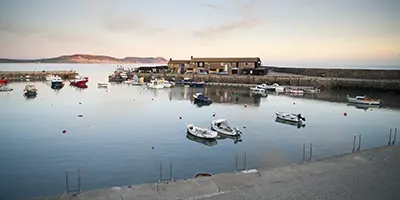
left=168, top=56, right=267, bottom=75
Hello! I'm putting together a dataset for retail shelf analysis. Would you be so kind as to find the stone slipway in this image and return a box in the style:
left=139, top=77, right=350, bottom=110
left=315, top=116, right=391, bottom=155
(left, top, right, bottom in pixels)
left=31, top=145, right=400, bottom=200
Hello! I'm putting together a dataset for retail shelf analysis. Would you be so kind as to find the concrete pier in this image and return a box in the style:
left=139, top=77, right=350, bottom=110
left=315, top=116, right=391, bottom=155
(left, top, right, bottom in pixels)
left=0, top=70, right=78, bottom=81
left=30, top=145, right=400, bottom=200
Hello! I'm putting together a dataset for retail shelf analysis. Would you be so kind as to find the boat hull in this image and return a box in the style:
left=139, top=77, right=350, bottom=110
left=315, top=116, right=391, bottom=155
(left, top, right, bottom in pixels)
left=189, top=82, right=205, bottom=87
left=347, top=98, right=380, bottom=106
left=211, top=119, right=241, bottom=136
left=275, top=112, right=305, bottom=123
left=187, top=124, right=218, bottom=139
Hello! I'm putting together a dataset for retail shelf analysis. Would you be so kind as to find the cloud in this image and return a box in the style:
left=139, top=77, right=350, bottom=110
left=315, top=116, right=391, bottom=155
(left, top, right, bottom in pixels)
left=193, top=0, right=266, bottom=39
left=201, top=3, right=221, bottom=10
left=103, top=12, right=166, bottom=35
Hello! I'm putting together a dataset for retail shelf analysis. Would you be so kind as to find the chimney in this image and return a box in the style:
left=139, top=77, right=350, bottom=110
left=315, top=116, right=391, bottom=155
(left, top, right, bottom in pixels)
left=169, top=58, right=172, bottom=61
left=191, top=56, right=193, bottom=59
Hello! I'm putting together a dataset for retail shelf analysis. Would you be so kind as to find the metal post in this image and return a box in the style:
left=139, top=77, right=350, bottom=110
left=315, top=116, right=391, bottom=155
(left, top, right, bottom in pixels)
left=244, top=152, right=247, bottom=170
left=235, top=153, right=238, bottom=171
left=357, top=135, right=361, bottom=151
left=352, top=135, right=356, bottom=152
left=302, top=144, right=306, bottom=162
left=77, top=168, right=81, bottom=193
left=169, top=159, right=173, bottom=182
left=393, top=128, right=397, bottom=145
left=309, top=143, right=313, bottom=161
left=159, top=161, right=163, bottom=182
left=65, top=171, right=69, bottom=193
left=389, top=129, right=392, bottom=145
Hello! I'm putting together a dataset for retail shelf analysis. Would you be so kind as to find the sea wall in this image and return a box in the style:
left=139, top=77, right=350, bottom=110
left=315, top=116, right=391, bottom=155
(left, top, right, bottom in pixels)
left=0, top=70, right=78, bottom=80
left=268, top=67, right=400, bottom=79
left=138, top=73, right=400, bottom=92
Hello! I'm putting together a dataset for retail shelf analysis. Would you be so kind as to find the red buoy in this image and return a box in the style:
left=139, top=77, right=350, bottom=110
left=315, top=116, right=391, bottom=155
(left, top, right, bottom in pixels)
left=179, top=116, right=182, bottom=119
left=244, top=104, right=247, bottom=108
left=343, top=112, right=347, bottom=116
left=151, top=98, right=154, bottom=101
left=62, top=130, right=66, bottom=133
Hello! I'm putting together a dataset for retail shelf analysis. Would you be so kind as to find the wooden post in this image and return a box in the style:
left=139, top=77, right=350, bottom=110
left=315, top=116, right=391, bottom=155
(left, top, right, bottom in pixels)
left=159, top=161, right=163, bottom=182
left=244, top=152, right=247, bottom=170
left=357, top=135, right=361, bottom=151
left=302, top=144, right=306, bottom=162
left=393, top=128, right=397, bottom=145
left=169, top=159, right=173, bottom=182
left=78, top=168, right=81, bottom=193
left=389, top=129, right=392, bottom=145
left=352, top=135, right=356, bottom=152
left=235, top=153, right=238, bottom=171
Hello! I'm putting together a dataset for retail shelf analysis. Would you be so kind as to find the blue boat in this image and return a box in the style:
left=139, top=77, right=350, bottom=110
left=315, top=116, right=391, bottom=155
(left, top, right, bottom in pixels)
left=193, top=93, right=212, bottom=104
left=189, top=81, right=205, bottom=88
left=51, top=76, right=64, bottom=89
left=176, top=77, right=191, bottom=85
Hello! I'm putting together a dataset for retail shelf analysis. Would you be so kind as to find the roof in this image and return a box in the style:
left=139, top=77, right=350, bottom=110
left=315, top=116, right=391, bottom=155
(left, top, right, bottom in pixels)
left=168, top=60, right=190, bottom=64
left=190, top=57, right=261, bottom=63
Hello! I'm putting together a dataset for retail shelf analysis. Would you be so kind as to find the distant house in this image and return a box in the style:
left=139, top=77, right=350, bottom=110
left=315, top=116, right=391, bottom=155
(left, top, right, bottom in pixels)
left=136, top=65, right=168, bottom=73
left=167, top=59, right=190, bottom=74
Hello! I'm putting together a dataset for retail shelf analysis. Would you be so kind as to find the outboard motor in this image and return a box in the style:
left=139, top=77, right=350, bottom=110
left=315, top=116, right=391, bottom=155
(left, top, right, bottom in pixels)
left=234, top=126, right=242, bottom=134
left=297, top=114, right=306, bottom=121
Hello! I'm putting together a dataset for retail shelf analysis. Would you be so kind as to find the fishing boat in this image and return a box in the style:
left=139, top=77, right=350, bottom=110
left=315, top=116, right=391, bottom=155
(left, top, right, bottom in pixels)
left=346, top=95, right=380, bottom=106
left=147, top=79, right=164, bottom=89
left=0, top=85, right=13, bottom=92
left=275, top=112, right=306, bottom=123
left=275, top=117, right=306, bottom=129
left=211, top=119, right=242, bottom=136
left=249, top=86, right=265, bottom=93
left=70, top=76, right=89, bottom=86
left=189, top=81, right=205, bottom=88
left=186, top=124, right=218, bottom=139
left=51, top=76, right=64, bottom=89
left=186, top=134, right=218, bottom=146
left=160, top=79, right=172, bottom=88
left=24, top=84, right=38, bottom=96
left=0, top=79, right=9, bottom=85
left=193, top=93, right=212, bottom=104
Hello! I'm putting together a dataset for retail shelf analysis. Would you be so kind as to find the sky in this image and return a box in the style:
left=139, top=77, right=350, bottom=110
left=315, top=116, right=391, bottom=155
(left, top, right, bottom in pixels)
left=0, top=0, right=399, bottom=67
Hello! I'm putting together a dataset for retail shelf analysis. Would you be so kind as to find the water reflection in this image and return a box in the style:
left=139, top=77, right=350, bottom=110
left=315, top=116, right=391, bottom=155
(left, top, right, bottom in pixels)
left=170, top=86, right=267, bottom=107
left=275, top=118, right=306, bottom=129
left=347, top=103, right=380, bottom=111
left=23, top=93, right=37, bottom=99
left=186, top=133, right=218, bottom=147
left=218, top=134, right=243, bottom=144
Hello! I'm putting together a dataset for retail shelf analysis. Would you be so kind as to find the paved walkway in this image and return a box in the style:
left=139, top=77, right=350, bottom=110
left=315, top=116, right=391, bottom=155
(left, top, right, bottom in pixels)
left=31, top=145, right=400, bottom=200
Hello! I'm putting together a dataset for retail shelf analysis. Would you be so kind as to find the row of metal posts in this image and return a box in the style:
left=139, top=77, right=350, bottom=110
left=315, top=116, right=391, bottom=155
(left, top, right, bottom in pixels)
left=65, top=128, right=398, bottom=194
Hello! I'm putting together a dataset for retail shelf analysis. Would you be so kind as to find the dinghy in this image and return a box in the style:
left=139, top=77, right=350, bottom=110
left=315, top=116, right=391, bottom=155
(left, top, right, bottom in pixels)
left=275, top=112, right=306, bottom=123
left=186, top=124, right=218, bottom=139
left=346, top=95, right=380, bottom=106
left=211, top=119, right=241, bottom=136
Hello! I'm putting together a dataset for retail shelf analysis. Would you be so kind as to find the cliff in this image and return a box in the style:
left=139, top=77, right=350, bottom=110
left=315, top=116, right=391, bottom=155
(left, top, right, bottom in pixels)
left=0, top=54, right=168, bottom=64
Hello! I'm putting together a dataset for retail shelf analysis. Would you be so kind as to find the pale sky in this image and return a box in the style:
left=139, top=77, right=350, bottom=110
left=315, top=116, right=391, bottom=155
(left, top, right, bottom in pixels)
left=0, top=0, right=399, bottom=67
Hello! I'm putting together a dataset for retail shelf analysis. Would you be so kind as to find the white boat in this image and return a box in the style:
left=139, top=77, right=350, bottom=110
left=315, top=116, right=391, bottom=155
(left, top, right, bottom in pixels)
left=24, top=84, right=38, bottom=95
left=347, top=95, right=380, bottom=105
left=258, top=83, right=280, bottom=91
left=211, top=119, right=241, bottom=136
left=46, top=74, right=56, bottom=81
left=304, top=88, right=321, bottom=94
left=147, top=79, right=164, bottom=89
left=249, top=86, right=265, bottom=93
left=285, top=88, right=304, bottom=94
left=160, top=80, right=172, bottom=88
left=187, top=124, right=218, bottom=139
left=0, top=85, right=13, bottom=92
left=275, top=112, right=306, bottom=123
left=98, top=83, right=108, bottom=88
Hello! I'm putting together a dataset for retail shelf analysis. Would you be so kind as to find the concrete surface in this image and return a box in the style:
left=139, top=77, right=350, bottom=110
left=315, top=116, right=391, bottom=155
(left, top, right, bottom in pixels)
left=31, top=145, right=400, bottom=200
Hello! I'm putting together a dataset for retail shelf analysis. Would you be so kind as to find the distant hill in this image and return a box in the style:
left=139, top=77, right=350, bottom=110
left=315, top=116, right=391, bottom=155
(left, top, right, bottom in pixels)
left=0, top=54, right=168, bottom=64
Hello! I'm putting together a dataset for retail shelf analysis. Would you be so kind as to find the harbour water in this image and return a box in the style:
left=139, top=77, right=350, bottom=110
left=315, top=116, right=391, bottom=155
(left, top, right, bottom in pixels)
left=1, top=64, right=400, bottom=200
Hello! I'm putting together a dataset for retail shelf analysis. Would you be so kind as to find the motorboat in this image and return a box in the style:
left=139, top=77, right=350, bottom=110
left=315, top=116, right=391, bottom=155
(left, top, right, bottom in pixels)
left=186, top=134, right=218, bottom=147
left=275, top=112, right=306, bottom=123
left=304, top=88, right=321, bottom=94
left=24, top=84, right=38, bottom=96
left=347, top=103, right=380, bottom=110
left=160, top=79, right=172, bottom=88
left=258, top=83, right=280, bottom=91
left=187, top=124, right=218, bottom=139
left=193, top=93, right=212, bottom=104
left=176, top=77, right=192, bottom=85
left=147, top=79, right=164, bottom=89
left=70, top=76, right=89, bottom=86
left=45, top=74, right=56, bottom=81
left=189, top=81, right=205, bottom=88
left=346, top=95, right=380, bottom=106
left=51, top=76, right=64, bottom=89
left=0, top=85, right=13, bottom=92
left=98, top=83, right=108, bottom=88
left=211, top=119, right=242, bottom=136
left=275, top=117, right=306, bottom=129
left=249, top=86, right=265, bottom=93
left=285, top=88, right=304, bottom=95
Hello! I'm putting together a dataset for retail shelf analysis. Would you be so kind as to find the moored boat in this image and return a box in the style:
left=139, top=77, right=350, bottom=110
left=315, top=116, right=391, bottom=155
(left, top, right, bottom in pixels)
left=187, top=124, right=218, bottom=139
left=147, top=79, right=164, bottom=89
left=0, top=85, right=13, bottom=92
left=189, top=81, right=205, bottom=88
left=211, top=119, right=242, bottom=136
left=193, top=93, right=212, bottom=104
left=70, top=76, right=89, bottom=86
left=51, top=76, right=64, bottom=89
left=275, top=112, right=306, bottom=123
left=249, top=86, right=265, bottom=93
left=346, top=95, right=380, bottom=106
left=24, top=84, right=38, bottom=96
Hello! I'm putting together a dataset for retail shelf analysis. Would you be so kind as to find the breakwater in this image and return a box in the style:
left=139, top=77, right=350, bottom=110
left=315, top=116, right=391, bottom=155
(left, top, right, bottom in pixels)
left=0, top=70, right=78, bottom=81
left=268, top=67, right=400, bottom=79
left=137, top=73, right=400, bottom=92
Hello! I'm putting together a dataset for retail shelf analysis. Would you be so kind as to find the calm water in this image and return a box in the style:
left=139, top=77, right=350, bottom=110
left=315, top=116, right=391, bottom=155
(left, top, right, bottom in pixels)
left=1, top=64, right=400, bottom=200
